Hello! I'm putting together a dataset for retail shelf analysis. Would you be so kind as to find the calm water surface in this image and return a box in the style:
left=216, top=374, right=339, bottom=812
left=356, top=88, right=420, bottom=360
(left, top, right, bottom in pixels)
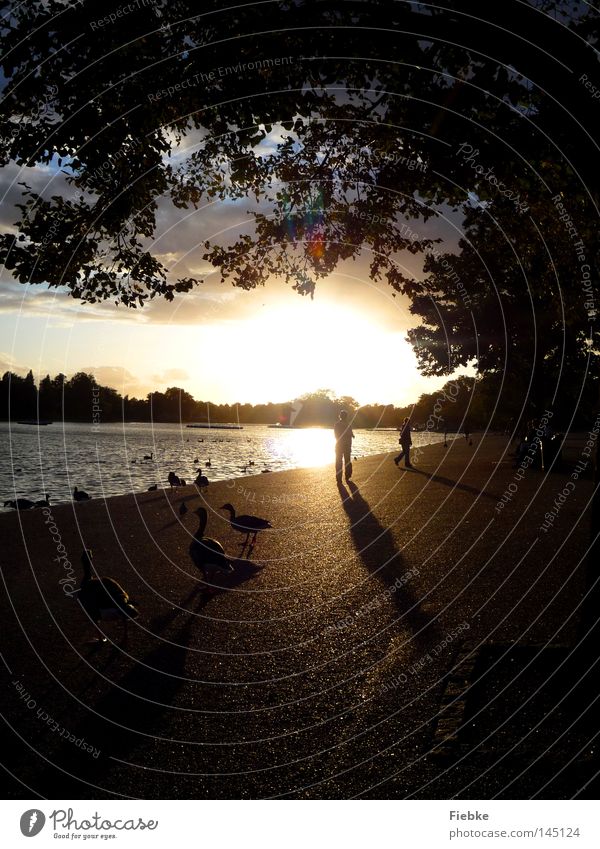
left=0, top=422, right=447, bottom=510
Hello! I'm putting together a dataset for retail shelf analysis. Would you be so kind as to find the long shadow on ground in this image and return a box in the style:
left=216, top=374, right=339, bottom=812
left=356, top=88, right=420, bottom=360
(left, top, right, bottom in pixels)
left=338, top=480, right=439, bottom=650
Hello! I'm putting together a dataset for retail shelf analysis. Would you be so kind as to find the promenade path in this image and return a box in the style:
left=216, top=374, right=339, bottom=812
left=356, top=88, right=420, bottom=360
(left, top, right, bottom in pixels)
left=1, top=433, right=595, bottom=798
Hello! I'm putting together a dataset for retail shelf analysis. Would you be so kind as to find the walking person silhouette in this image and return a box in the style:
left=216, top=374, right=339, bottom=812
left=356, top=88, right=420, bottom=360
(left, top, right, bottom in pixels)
left=334, top=410, right=354, bottom=483
left=394, top=416, right=413, bottom=468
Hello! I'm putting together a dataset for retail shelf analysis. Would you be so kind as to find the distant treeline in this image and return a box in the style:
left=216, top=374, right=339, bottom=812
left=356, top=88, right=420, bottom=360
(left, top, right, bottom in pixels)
left=1, top=369, right=594, bottom=431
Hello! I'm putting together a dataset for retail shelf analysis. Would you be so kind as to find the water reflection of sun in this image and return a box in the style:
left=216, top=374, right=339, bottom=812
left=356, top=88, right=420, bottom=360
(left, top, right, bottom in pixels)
left=270, top=427, right=333, bottom=469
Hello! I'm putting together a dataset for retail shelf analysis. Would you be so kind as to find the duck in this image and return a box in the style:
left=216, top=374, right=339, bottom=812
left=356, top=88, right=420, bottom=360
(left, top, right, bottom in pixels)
left=147, top=484, right=158, bottom=491
left=3, top=498, right=35, bottom=510
left=248, top=460, right=255, bottom=466
left=76, top=550, right=139, bottom=643
left=73, top=487, right=91, bottom=501
left=220, top=503, right=272, bottom=545
left=189, top=507, right=233, bottom=588
left=179, top=500, right=188, bottom=516
left=143, top=452, right=153, bottom=460
left=34, top=493, right=51, bottom=507
left=194, top=467, right=209, bottom=489
left=261, top=468, right=272, bottom=474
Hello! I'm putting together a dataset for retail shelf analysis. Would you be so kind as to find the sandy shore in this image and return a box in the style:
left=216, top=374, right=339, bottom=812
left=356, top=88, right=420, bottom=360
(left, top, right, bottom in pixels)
left=0, top=433, right=595, bottom=798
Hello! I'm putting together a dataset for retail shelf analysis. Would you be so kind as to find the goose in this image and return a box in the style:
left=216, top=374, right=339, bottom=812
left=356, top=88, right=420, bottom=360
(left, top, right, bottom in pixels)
left=261, top=468, right=272, bottom=474
left=248, top=460, right=255, bottom=466
left=189, top=507, right=233, bottom=588
left=73, top=487, right=91, bottom=502
left=131, top=459, right=137, bottom=464
left=239, top=465, right=248, bottom=473
left=3, top=498, right=35, bottom=510
left=193, top=457, right=199, bottom=464
left=76, top=550, right=139, bottom=643
left=147, top=484, right=158, bottom=491
left=143, top=452, right=153, bottom=460
left=194, top=467, right=209, bottom=489
left=168, top=471, right=183, bottom=489
left=179, top=500, right=188, bottom=516
left=205, top=458, right=212, bottom=468
left=220, top=503, right=272, bottom=545
left=34, top=493, right=51, bottom=507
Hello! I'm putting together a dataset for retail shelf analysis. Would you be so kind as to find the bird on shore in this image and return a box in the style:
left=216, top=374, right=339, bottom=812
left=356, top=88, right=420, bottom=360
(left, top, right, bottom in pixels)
left=168, top=471, right=183, bottom=490
left=34, top=494, right=51, bottom=507
left=220, top=503, right=272, bottom=546
left=76, top=550, right=139, bottom=644
left=189, top=507, right=232, bottom=588
left=73, top=487, right=91, bottom=502
left=179, top=500, right=188, bottom=516
left=147, top=484, right=158, bottom=491
left=3, top=498, right=35, bottom=510
left=261, top=468, right=272, bottom=474
left=194, top=467, right=209, bottom=489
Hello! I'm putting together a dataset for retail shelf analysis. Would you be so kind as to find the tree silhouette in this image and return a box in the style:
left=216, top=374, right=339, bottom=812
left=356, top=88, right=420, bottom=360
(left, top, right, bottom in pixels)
left=0, top=1, right=598, bottom=402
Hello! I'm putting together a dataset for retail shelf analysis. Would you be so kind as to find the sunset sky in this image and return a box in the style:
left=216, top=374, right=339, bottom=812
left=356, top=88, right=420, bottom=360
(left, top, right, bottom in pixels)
left=0, top=146, right=465, bottom=407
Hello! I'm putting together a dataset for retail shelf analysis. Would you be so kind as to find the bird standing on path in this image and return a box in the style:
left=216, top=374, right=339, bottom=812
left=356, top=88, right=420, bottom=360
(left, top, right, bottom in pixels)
left=168, top=471, right=183, bottom=490
left=220, top=503, right=272, bottom=546
left=194, top=467, right=209, bottom=489
left=189, top=507, right=233, bottom=589
left=76, top=550, right=139, bottom=644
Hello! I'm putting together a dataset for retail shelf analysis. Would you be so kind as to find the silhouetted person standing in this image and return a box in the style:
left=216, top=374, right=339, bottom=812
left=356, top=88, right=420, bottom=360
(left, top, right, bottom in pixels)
left=394, top=416, right=413, bottom=468
left=334, top=410, right=354, bottom=482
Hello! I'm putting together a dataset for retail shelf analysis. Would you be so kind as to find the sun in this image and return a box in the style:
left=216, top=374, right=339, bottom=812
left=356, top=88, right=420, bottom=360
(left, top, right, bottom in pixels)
left=192, top=297, right=423, bottom=405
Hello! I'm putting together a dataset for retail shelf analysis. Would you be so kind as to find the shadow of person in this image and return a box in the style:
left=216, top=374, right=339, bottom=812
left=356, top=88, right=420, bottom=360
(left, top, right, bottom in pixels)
left=341, top=481, right=439, bottom=647
left=407, top=468, right=499, bottom=500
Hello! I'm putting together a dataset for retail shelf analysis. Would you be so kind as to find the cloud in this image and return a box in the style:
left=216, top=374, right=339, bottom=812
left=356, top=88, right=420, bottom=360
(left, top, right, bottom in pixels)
left=151, top=368, right=190, bottom=383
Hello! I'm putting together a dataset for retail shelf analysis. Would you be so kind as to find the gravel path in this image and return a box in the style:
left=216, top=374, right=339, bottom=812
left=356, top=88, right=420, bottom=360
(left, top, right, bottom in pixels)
left=0, top=433, right=593, bottom=798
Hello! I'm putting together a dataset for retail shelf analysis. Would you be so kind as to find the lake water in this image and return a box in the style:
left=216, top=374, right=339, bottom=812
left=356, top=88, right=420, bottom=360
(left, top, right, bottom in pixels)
left=0, top=421, right=448, bottom=510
